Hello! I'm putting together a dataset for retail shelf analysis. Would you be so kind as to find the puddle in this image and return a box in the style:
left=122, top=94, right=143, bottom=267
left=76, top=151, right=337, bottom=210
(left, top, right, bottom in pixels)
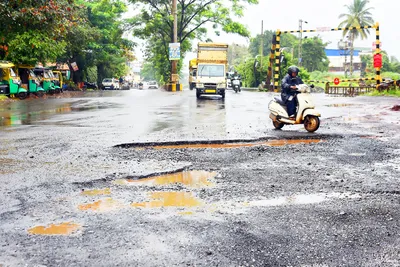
left=28, top=222, right=81, bottom=235
left=114, top=170, right=216, bottom=188
left=81, top=188, right=111, bottom=196
left=140, top=139, right=323, bottom=150
left=246, top=192, right=361, bottom=207
left=391, top=105, right=400, bottom=111
left=131, top=192, right=202, bottom=208
left=78, top=198, right=124, bottom=212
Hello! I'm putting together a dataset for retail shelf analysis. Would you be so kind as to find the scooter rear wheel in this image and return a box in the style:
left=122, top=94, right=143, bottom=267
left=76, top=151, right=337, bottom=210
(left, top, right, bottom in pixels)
left=304, top=116, right=320, bottom=132
left=273, top=120, right=284, bottom=129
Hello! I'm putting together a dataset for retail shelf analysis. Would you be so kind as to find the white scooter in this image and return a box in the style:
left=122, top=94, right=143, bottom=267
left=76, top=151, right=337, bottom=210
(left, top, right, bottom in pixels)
left=232, top=76, right=241, bottom=93
left=268, top=84, right=321, bottom=132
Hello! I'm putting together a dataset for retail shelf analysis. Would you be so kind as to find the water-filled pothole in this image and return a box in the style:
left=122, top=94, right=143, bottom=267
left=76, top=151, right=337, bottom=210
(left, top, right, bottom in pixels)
left=114, top=170, right=217, bottom=188
left=28, top=222, right=81, bottom=235
left=131, top=192, right=202, bottom=208
left=78, top=198, right=124, bottom=212
left=133, top=139, right=323, bottom=150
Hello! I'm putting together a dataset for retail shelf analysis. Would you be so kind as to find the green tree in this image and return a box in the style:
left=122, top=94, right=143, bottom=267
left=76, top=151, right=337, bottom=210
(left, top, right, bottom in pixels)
left=296, top=37, right=329, bottom=72
left=249, top=30, right=298, bottom=57
left=0, top=0, right=79, bottom=64
left=338, top=0, right=374, bottom=75
left=80, top=0, right=135, bottom=85
left=228, top=43, right=250, bottom=71
left=128, top=0, right=258, bottom=84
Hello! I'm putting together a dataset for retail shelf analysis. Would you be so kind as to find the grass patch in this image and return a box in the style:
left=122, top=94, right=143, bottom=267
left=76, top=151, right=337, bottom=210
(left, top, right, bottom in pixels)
left=0, top=95, right=9, bottom=101
left=365, top=89, right=400, bottom=97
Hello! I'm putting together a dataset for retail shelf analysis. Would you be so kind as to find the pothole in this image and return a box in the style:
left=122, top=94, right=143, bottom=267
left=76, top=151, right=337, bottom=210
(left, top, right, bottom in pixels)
left=78, top=198, right=124, bottom=212
left=114, top=170, right=217, bottom=188
left=121, top=139, right=323, bottom=150
left=80, top=188, right=111, bottom=196
left=131, top=192, right=203, bottom=208
left=28, top=222, right=82, bottom=235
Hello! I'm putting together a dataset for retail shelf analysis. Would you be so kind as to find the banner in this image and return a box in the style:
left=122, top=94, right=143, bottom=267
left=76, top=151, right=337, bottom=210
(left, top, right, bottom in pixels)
left=71, top=62, right=79, bottom=71
left=169, top=43, right=180, bottom=60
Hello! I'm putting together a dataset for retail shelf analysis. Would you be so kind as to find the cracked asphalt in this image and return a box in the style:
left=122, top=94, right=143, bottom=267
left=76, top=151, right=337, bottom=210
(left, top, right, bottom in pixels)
left=0, top=89, right=400, bottom=266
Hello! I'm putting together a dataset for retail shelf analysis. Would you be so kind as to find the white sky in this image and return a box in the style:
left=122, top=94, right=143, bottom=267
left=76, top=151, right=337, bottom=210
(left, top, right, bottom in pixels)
left=127, top=0, right=399, bottom=63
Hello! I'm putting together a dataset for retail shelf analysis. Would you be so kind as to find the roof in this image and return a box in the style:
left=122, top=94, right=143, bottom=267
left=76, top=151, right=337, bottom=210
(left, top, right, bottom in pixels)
left=198, top=42, right=228, bottom=48
left=0, top=60, right=15, bottom=68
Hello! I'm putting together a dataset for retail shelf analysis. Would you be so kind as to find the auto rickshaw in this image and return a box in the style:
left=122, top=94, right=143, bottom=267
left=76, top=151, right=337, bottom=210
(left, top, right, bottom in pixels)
left=0, top=61, right=28, bottom=100
left=52, top=70, right=63, bottom=92
left=17, top=65, right=45, bottom=97
left=47, top=69, right=62, bottom=93
left=33, top=67, right=56, bottom=95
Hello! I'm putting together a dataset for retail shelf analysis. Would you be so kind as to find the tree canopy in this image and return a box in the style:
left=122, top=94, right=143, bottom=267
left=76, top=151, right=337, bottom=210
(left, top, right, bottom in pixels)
left=127, top=0, right=259, bottom=83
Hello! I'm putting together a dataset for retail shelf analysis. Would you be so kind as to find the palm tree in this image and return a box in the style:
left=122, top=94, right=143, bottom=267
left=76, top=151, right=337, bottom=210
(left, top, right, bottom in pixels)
left=338, top=0, right=374, bottom=76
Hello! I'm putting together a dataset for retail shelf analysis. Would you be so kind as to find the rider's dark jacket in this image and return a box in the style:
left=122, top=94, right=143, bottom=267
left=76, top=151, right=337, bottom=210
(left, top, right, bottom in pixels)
left=281, top=74, right=303, bottom=102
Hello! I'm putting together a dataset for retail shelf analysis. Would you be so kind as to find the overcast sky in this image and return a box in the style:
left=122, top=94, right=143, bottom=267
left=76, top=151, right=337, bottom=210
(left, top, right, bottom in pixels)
left=128, top=0, right=399, bottom=63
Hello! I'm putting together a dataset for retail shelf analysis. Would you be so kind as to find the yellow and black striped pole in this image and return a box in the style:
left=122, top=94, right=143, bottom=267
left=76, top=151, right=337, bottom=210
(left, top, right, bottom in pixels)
left=375, top=22, right=381, bottom=88
left=273, top=31, right=281, bottom=90
left=266, top=35, right=276, bottom=90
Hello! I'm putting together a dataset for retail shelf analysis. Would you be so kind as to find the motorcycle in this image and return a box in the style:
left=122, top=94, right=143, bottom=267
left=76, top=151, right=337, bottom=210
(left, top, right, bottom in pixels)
left=268, top=84, right=321, bottom=132
left=232, top=76, right=241, bottom=93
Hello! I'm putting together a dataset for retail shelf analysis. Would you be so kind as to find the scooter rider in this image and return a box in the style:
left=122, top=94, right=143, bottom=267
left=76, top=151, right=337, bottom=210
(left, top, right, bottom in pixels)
left=281, top=66, right=303, bottom=119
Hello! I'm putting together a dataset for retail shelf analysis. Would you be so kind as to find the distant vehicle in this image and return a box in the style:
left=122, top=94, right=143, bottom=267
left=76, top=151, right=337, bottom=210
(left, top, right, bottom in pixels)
left=84, top=81, right=98, bottom=90
left=147, top=81, right=158, bottom=89
left=101, top=78, right=119, bottom=90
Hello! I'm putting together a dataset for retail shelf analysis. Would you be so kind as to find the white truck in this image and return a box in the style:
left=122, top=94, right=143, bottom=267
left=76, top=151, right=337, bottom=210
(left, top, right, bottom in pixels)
left=195, top=43, right=228, bottom=99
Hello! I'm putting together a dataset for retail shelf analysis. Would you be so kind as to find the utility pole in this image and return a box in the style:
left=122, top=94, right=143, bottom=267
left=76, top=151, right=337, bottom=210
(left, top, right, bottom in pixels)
left=298, top=19, right=307, bottom=67
left=260, top=20, right=263, bottom=87
left=170, top=0, right=178, bottom=90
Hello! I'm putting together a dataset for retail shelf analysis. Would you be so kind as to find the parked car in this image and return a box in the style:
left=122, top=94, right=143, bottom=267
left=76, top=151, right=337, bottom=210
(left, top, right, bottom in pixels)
left=101, top=78, right=119, bottom=90
left=147, top=81, right=158, bottom=89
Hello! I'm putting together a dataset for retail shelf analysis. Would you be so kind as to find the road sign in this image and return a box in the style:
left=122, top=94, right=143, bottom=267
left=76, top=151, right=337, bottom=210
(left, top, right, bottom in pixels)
left=169, top=43, right=180, bottom=60
left=334, top=78, right=340, bottom=85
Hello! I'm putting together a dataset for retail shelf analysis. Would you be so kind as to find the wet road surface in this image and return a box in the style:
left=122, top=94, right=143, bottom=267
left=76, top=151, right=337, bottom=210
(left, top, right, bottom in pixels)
left=1, top=89, right=400, bottom=266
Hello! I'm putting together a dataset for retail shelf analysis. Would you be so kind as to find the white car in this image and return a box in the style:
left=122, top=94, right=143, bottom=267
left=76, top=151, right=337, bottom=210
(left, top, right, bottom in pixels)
left=146, top=81, right=158, bottom=89
left=101, top=78, right=120, bottom=90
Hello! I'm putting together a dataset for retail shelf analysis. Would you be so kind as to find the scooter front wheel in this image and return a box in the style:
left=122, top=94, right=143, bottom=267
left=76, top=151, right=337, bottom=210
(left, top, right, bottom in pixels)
left=273, top=120, right=284, bottom=129
left=304, top=116, right=320, bottom=132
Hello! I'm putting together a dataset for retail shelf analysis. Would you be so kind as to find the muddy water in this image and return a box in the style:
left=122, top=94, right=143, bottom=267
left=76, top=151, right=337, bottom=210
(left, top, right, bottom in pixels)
left=114, top=170, right=217, bottom=188
left=28, top=222, right=81, bottom=235
left=80, top=188, right=111, bottom=196
left=131, top=192, right=202, bottom=208
left=78, top=198, right=124, bottom=212
left=139, top=139, right=323, bottom=150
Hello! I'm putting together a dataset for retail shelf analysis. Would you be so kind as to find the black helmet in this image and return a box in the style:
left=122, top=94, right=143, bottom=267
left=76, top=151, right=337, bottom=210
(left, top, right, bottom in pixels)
left=288, top=66, right=300, bottom=75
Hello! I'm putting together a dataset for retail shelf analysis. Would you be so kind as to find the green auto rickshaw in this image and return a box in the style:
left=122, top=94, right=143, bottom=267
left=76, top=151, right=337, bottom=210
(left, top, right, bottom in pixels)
left=33, top=67, right=56, bottom=95
left=52, top=70, right=63, bottom=92
left=0, top=61, right=28, bottom=100
left=17, top=65, right=45, bottom=97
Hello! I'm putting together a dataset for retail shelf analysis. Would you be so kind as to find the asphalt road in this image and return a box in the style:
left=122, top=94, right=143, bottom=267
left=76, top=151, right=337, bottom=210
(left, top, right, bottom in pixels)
left=0, top=88, right=399, bottom=266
